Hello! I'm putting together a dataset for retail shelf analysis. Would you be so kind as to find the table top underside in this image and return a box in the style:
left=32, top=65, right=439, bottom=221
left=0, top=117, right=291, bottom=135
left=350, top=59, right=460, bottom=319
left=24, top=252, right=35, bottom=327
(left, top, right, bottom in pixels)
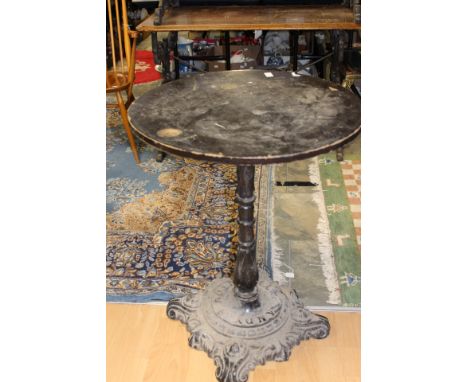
left=128, top=70, right=360, bottom=164
left=136, top=5, right=361, bottom=31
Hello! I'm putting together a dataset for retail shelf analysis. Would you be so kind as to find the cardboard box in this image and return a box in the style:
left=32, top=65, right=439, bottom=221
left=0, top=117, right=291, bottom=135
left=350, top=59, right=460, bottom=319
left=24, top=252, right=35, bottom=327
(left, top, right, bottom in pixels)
left=214, top=45, right=260, bottom=59
left=207, top=60, right=257, bottom=72
left=206, top=45, right=260, bottom=72
left=207, top=61, right=225, bottom=72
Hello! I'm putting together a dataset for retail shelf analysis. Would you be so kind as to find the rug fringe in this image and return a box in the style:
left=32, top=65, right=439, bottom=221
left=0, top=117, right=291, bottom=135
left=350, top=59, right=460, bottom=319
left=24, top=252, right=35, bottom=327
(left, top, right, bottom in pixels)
left=308, top=158, right=342, bottom=305
left=269, top=166, right=289, bottom=286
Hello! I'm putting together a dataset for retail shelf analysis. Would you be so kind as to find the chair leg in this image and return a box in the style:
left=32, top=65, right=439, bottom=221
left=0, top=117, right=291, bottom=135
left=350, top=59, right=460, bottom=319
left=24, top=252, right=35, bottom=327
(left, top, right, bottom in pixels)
left=125, top=88, right=135, bottom=108
left=156, top=151, right=165, bottom=162
left=116, top=91, right=140, bottom=164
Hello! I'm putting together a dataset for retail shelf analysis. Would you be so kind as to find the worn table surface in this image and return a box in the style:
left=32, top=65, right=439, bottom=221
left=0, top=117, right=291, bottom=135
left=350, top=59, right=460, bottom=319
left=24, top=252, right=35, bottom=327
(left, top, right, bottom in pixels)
left=128, top=70, right=360, bottom=164
left=136, top=5, right=360, bottom=32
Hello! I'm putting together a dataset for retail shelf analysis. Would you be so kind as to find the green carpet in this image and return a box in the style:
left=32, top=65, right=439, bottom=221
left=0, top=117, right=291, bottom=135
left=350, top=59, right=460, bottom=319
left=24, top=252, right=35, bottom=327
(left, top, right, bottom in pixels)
left=319, top=151, right=361, bottom=307
left=268, top=137, right=361, bottom=309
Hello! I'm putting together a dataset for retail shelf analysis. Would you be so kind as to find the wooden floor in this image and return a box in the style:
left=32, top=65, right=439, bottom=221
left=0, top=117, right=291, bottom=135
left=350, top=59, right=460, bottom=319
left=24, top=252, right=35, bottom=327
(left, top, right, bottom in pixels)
left=107, top=304, right=360, bottom=382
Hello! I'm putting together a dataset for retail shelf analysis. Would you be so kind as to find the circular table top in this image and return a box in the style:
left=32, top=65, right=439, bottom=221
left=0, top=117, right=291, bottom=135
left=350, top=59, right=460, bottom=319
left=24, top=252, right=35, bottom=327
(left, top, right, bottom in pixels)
left=128, top=70, right=360, bottom=164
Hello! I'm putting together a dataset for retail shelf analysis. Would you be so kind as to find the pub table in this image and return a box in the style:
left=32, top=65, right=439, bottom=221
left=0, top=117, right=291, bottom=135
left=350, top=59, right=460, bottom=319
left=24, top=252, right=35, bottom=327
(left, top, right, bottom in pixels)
left=128, top=70, right=361, bottom=382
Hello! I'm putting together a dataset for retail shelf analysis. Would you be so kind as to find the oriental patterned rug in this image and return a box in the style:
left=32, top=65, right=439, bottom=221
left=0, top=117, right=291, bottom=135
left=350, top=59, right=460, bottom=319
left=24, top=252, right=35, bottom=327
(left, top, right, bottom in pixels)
left=106, top=80, right=360, bottom=308
left=106, top=108, right=269, bottom=302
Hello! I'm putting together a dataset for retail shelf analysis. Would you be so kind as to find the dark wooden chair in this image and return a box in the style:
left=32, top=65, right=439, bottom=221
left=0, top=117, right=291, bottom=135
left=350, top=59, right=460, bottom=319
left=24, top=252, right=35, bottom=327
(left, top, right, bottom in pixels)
left=106, top=0, right=140, bottom=163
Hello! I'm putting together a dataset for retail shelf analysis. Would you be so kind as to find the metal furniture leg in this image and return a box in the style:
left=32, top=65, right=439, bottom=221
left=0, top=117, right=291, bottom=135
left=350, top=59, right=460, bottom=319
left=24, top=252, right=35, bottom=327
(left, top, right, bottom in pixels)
left=170, top=31, right=180, bottom=79
left=166, top=164, right=330, bottom=382
left=291, top=30, right=299, bottom=71
left=151, top=32, right=160, bottom=67
left=332, top=30, right=346, bottom=161
left=331, top=30, right=345, bottom=84
left=224, top=31, right=231, bottom=70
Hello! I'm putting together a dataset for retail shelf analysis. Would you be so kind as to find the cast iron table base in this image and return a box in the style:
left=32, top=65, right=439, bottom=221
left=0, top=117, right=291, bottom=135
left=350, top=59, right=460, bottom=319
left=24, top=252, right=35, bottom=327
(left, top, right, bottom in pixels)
left=128, top=70, right=360, bottom=382
left=167, top=165, right=329, bottom=382
left=167, top=270, right=329, bottom=382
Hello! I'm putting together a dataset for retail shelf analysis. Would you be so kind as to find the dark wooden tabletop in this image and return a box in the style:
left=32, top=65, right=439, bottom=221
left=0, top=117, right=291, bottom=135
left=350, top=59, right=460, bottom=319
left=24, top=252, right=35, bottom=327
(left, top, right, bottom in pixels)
left=128, top=70, right=360, bottom=164
left=136, top=5, right=360, bottom=32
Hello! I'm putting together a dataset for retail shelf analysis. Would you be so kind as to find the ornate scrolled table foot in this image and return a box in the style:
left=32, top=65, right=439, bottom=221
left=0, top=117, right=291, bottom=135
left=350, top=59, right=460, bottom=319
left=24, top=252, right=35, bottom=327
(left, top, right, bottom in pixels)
left=167, top=270, right=330, bottom=382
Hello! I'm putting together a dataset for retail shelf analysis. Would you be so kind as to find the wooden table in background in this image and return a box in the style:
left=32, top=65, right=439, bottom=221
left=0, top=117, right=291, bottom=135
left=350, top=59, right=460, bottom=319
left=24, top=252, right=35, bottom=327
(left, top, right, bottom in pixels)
left=136, top=5, right=361, bottom=31
left=136, top=5, right=360, bottom=81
